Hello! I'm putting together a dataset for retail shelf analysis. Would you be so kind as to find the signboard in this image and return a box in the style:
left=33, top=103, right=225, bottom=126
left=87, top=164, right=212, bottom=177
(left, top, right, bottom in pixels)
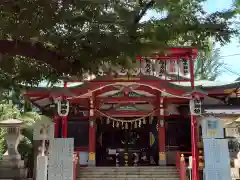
left=201, top=117, right=224, bottom=139
left=97, top=59, right=190, bottom=79
left=48, top=138, right=74, bottom=180
left=203, top=139, right=231, bottom=180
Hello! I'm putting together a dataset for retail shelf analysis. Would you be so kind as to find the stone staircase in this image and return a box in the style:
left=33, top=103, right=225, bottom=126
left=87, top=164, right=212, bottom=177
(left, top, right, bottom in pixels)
left=77, top=166, right=180, bottom=180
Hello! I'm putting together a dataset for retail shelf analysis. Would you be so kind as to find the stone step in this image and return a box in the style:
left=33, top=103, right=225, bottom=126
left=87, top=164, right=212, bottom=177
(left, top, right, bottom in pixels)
left=78, top=171, right=179, bottom=175
left=78, top=172, right=179, bottom=176
left=78, top=174, right=179, bottom=178
left=77, top=166, right=180, bottom=180
left=78, top=167, right=177, bottom=172
left=77, top=169, right=178, bottom=173
left=77, top=178, right=180, bottom=180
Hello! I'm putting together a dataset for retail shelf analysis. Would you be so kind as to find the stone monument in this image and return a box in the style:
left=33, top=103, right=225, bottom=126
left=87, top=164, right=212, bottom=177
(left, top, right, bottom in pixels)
left=33, top=116, right=54, bottom=180
left=0, top=119, right=28, bottom=179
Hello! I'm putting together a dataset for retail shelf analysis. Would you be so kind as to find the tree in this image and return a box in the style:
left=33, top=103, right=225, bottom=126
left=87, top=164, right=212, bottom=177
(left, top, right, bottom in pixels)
left=0, top=0, right=237, bottom=89
left=235, top=0, right=240, bottom=12
left=194, top=42, right=223, bottom=80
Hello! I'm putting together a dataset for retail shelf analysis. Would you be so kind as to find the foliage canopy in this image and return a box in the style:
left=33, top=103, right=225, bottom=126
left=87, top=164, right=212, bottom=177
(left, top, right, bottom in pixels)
left=0, top=0, right=237, bottom=88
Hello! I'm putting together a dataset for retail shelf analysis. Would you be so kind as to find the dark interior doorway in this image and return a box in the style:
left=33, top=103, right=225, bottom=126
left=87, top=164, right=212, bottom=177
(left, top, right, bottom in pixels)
left=96, top=118, right=158, bottom=166
left=165, top=117, right=191, bottom=165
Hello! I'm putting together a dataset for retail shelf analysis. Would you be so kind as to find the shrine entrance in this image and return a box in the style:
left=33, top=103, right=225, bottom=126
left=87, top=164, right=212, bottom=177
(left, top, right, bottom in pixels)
left=96, top=117, right=159, bottom=166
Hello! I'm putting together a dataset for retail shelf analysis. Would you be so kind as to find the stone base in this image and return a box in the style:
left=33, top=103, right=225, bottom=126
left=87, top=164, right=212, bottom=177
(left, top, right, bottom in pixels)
left=2, top=155, right=21, bottom=161
left=88, top=160, right=96, bottom=166
left=0, top=168, right=28, bottom=179
left=158, top=152, right=166, bottom=166
left=158, top=159, right=166, bottom=166
left=0, top=160, right=25, bottom=168
left=0, top=179, right=32, bottom=180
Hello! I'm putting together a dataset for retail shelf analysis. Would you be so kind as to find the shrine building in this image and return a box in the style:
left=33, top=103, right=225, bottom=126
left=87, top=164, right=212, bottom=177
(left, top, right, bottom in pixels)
left=23, top=47, right=240, bottom=180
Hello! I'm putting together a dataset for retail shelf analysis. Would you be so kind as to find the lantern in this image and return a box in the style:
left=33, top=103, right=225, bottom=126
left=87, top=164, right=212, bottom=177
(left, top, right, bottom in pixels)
left=57, top=98, right=70, bottom=116
left=189, top=97, right=202, bottom=115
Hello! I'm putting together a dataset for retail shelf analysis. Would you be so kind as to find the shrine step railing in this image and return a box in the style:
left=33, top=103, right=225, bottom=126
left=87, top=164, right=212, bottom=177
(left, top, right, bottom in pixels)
left=176, top=151, right=204, bottom=180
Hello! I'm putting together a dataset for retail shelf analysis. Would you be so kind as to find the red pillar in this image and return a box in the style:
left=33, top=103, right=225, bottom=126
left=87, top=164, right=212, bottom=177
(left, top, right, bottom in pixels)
left=189, top=55, right=199, bottom=180
left=54, top=115, right=59, bottom=138
left=62, top=82, right=68, bottom=138
left=88, top=96, right=96, bottom=166
left=158, top=96, right=166, bottom=165
left=190, top=115, right=199, bottom=180
left=158, top=116, right=166, bottom=165
left=62, top=116, right=68, bottom=138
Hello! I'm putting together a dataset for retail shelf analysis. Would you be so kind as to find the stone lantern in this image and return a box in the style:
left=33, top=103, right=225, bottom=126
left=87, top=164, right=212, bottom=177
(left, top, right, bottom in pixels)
left=0, top=119, right=28, bottom=180
left=0, top=119, right=24, bottom=161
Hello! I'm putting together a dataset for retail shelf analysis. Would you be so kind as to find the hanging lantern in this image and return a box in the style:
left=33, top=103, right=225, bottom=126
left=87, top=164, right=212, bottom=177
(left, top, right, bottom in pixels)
left=182, top=59, right=189, bottom=74
left=169, top=60, right=177, bottom=73
left=129, top=61, right=141, bottom=76
left=57, top=98, right=70, bottom=117
left=98, top=67, right=104, bottom=76
left=116, top=66, right=128, bottom=76
left=158, top=60, right=166, bottom=77
left=141, top=58, right=152, bottom=75
left=189, top=97, right=202, bottom=115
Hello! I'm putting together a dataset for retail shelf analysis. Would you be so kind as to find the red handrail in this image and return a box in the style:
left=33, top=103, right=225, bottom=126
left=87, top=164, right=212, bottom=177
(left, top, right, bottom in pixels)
left=176, top=151, right=181, bottom=170
left=176, top=152, right=192, bottom=180
left=179, top=154, right=186, bottom=180
left=73, top=152, right=79, bottom=180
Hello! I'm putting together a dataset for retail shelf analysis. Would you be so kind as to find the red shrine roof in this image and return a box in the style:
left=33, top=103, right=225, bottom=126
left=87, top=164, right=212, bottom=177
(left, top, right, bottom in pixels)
left=23, top=78, right=240, bottom=111
left=22, top=47, right=239, bottom=112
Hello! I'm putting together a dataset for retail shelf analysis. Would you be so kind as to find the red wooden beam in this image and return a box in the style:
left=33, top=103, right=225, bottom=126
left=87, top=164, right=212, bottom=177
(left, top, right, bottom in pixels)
left=164, top=98, right=189, bottom=104
left=96, top=110, right=158, bottom=117
left=134, top=86, right=158, bottom=95
left=68, top=98, right=89, bottom=104
left=96, top=96, right=155, bottom=104
left=94, top=85, right=120, bottom=96
left=32, top=95, right=50, bottom=102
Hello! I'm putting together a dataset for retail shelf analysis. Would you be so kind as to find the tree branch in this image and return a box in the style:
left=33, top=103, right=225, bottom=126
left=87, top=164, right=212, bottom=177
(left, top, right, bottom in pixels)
left=134, top=0, right=155, bottom=24
left=0, top=40, right=80, bottom=74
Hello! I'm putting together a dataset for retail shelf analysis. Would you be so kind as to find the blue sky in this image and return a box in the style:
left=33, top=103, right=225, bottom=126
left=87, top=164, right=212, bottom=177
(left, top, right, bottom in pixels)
left=145, top=0, right=240, bottom=82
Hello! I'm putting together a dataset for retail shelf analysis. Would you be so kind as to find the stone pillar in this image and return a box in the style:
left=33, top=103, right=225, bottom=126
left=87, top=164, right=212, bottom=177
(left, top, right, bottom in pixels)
left=33, top=116, right=54, bottom=180
left=0, top=119, right=28, bottom=180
